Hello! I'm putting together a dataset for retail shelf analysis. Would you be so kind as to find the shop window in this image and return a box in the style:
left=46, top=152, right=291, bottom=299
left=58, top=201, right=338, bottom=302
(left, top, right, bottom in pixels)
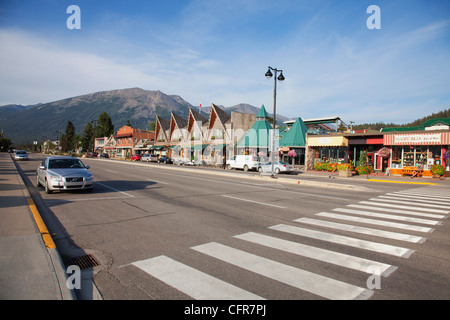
left=391, top=147, right=402, bottom=169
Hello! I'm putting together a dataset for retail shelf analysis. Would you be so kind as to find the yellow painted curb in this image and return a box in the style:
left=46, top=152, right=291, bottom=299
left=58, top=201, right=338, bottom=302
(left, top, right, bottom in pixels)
left=27, top=198, right=56, bottom=249
left=367, top=179, right=438, bottom=185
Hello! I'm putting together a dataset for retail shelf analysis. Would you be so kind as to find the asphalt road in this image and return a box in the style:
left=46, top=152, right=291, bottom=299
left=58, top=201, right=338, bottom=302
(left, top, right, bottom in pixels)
left=16, top=154, right=450, bottom=301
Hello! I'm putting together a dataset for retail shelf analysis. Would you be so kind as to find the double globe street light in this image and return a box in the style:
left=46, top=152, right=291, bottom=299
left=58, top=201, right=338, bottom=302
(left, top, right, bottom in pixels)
left=265, top=66, right=285, bottom=177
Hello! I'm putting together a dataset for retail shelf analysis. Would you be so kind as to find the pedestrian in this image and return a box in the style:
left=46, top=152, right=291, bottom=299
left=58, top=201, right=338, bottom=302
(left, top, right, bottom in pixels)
left=223, top=156, right=226, bottom=169
left=411, top=164, right=422, bottom=179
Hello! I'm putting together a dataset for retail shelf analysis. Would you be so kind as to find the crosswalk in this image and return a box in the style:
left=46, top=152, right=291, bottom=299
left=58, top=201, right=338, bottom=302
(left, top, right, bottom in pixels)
left=129, top=186, right=449, bottom=300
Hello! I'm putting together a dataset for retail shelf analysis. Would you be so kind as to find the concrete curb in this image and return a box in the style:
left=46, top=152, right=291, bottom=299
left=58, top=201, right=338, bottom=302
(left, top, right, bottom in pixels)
left=11, top=156, right=76, bottom=300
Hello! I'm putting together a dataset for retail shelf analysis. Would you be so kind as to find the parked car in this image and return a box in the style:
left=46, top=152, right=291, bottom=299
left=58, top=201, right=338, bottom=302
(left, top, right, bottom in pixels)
left=14, top=150, right=29, bottom=161
left=157, top=156, right=173, bottom=164
left=131, top=154, right=142, bottom=161
left=258, top=161, right=294, bottom=174
left=36, top=156, right=94, bottom=194
left=100, top=153, right=109, bottom=158
left=141, top=154, right=151, bottom=162
left=141, top=154, right=159, bottom=162
left=226, top=155, right=260, bottom=171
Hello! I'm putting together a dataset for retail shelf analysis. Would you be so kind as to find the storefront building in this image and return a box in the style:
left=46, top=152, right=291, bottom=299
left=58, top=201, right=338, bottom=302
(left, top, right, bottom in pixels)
left=383, top=131, right=449, bottom=176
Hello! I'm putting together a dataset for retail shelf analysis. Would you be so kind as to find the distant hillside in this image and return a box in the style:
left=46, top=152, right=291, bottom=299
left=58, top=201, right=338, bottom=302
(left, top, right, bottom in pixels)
left=0, top=88, right=290, bottom=145
left=353, top=108, right=450, bottom=131
left=0, top=88, right=193, bottom=144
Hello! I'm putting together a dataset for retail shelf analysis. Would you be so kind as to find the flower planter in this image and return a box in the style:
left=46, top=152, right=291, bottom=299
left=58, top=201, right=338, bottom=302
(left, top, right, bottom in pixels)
left=339, top=169, right=352, bottom=177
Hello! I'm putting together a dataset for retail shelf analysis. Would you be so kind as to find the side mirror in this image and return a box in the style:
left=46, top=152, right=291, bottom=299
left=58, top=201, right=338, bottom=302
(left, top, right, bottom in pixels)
left=39, top=165, right=45, bottom=170
left=86, top=165, right=90, bottom=169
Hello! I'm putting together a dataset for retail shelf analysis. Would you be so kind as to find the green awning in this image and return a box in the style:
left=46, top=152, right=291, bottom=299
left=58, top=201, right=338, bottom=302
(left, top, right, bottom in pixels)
left=151, top=145, right=164, bottom=150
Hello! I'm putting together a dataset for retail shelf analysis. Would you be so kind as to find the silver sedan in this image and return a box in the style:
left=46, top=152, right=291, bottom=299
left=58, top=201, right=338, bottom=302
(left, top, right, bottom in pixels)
left=36, top=156, right=94, bottom=193
left=257, top=161, right=294, bottom=174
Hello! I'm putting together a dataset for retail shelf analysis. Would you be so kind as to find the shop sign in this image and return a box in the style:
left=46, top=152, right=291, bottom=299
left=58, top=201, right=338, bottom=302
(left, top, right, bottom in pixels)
left=393, top=133, right=441, bottom=145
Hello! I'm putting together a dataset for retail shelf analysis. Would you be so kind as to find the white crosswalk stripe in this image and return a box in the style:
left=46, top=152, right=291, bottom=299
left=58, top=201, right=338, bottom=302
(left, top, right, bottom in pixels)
left=368, top=197, right=450, bottom=210
left=192, top=242, right=374, bottom=300
left=380, top=194, right=450, bottom=204
left=234, top=231, right=398, bottom=276
left=295, top=217, right=426, bottom=243
left=331, top=208, right=441, bottom=226
left=358, top=201, right=449, bottom=213
left=129, top=186, right=447, bottom=300
left=346, top=204, right=446, bottom=219
left=269, top=224, right=415, bottom=258
left=132, top=255, right=264, bottom=300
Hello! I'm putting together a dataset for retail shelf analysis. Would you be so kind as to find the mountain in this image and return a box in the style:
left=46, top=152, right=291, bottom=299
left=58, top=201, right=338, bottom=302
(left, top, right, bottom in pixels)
left=0, top=88, right=193, bottom=144
left=0, top=88, right=291, bottom=145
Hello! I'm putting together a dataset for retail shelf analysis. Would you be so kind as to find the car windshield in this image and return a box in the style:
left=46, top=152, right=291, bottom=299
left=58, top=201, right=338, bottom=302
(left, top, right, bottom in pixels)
left=48, top=158, right=85, bottom=169
left=16, top=151, right=27, bottom=154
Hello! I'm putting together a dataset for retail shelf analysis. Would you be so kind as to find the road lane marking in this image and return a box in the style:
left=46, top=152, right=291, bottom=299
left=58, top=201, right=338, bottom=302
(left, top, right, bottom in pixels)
left=331, top=208, right=441, bottom=226
left=381, top=194, right=450, bottom=204
left=222, top=195, right=287, bottom=209
left=234, top=232, right=397, bottom=277
left=132, top=255, right=264, bottom=300
left=95, top=182, right=134, bottom=197
left=368, top=197, right=450, bottom=210
left=270, top=224, right=415, bottom=258
left=192, top=242, right=373, bottom=300
left=296, top=217, right=426, bottom=243
left=346, top=204, right=446, bottom=219
left=318, top=211, right=435, bottom=233
left=358, top=201, right=449, bottom=214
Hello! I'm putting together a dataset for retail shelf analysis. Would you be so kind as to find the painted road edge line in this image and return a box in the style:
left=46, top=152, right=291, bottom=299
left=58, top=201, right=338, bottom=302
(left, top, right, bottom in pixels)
left=27, top=198, right=56, bottom=249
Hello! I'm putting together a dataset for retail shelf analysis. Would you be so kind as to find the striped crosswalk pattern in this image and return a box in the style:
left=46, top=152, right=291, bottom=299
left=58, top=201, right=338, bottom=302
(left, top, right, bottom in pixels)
left=130, top=186, right=448, bottom=300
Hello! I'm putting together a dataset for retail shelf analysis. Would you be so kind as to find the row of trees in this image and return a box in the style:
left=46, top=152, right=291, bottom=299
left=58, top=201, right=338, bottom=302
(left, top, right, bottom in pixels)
left=58, top=112, right=114, bottom=153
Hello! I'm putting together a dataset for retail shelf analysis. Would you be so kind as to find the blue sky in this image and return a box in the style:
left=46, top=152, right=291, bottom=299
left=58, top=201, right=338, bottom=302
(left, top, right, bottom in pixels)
left=0, top=0, right=449, bottom=125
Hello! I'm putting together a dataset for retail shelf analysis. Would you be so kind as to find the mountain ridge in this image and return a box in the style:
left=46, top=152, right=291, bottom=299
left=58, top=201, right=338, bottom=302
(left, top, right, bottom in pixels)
left=0, top=87, right=290, bottom=144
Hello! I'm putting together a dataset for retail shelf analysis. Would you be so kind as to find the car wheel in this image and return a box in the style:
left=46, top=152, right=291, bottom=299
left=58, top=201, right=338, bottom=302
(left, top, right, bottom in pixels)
left=45, top=179, right=53, bottom=194
left=244, top=165, right=248, bottom=172
left=258, top=167, right=263, bottom=173
left=227, top=164, right=232, bottom=170
left=275, top=168, right=280, bottom=174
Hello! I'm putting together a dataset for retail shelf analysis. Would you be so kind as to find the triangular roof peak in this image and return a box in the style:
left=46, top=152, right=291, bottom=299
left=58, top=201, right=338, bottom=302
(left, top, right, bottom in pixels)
left=256, top=105, right=269, bottom=119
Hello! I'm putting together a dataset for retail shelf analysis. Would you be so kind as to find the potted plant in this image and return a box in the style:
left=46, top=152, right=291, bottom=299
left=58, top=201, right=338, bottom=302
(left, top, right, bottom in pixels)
left=337, top=163, right=353, bottom=177
left=430, top=164, right=445, bottom=178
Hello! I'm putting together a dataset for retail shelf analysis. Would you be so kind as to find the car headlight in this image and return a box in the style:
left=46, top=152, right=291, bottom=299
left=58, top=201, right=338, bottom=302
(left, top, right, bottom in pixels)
left=50, top=175, right=63, bottom=182
left=85, top=175, right=93, bottom=181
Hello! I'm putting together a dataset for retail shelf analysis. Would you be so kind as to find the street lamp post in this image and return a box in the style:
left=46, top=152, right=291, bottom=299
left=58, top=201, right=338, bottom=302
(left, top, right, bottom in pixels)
left=265, top=66, right=285, bottom=177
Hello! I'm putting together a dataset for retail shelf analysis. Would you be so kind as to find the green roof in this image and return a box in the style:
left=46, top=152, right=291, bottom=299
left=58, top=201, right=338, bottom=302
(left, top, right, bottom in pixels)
left=256, top=105, right=269, bottom=119
left=279, top=118, right=307, bottom=147
left=381, top=118, right=450, bottom=132
left=237, top=106, right=272, bottom=148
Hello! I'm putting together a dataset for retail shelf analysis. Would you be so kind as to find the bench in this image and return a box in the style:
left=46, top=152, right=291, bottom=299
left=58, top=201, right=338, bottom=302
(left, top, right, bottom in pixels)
left=401, top=166, right=422, bottom=177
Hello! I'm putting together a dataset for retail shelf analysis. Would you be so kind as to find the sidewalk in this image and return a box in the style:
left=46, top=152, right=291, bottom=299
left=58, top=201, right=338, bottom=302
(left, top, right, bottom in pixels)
left=0, top=152, right=74, bottom=300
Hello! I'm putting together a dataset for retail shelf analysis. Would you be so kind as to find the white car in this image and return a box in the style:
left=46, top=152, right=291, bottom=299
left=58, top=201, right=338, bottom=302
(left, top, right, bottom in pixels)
left=258, top=161, right=294, bottom=174
left=226, top=155, right=261, bottom=171
left=14, top=150, right=29, bottom=161
left=36, top=156, right=94, bottom=194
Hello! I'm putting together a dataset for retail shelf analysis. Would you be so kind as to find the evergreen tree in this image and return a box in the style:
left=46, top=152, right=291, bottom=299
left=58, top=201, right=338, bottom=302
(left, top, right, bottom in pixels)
left=82, top=122, right=95, bottom=151
left=96, top=112, right=114, bottom=138
left=60, top=121, right=75, bottom=152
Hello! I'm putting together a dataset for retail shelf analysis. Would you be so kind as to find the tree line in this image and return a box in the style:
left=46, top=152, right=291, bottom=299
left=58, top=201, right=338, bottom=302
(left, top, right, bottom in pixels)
left=59, top=112, right=114, bottom=153
left=353, top=108, right=450, bottom=131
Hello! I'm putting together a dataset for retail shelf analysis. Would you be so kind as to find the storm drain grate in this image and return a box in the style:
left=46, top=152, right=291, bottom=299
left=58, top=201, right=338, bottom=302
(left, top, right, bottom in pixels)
left=65, top=254, right=100, bottom=270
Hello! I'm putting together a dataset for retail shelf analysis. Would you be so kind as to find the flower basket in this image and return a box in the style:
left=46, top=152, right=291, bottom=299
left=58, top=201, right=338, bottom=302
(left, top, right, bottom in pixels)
left=377, top=147, right=390, bottom=158
left=430, top=164, right=445, bottom=176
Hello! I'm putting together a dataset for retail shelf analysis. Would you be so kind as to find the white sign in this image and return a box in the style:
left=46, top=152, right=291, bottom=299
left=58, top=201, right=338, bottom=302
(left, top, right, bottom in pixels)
left=394, top=133, right=441, bottom=145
